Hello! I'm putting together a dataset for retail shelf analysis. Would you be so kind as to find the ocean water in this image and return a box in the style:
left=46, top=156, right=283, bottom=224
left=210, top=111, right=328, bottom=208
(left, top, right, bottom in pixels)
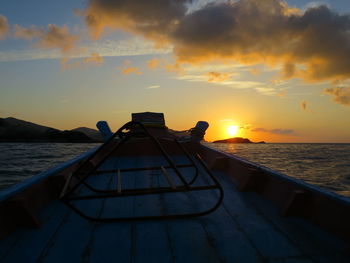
left=0, top=143, right=349, bottom=199
left=206, top=143, right=350, bottom=198
left=0, top=143, right=100, bottom=191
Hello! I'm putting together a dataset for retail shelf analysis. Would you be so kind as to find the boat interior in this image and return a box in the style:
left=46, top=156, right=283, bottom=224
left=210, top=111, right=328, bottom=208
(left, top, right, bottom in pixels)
left=0, top=115, right=349, bottom=262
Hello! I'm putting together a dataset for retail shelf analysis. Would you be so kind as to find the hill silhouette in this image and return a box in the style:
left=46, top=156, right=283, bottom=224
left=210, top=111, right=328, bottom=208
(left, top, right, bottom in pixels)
left=0, top=117, right=102, bottom=143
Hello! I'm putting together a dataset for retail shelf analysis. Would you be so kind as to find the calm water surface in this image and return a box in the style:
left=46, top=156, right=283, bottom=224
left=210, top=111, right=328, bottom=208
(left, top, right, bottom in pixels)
left=0, top=143, right=99, bottom=191
left=0, top=143, right=349, bottom=199
left=206, top=143, right=350, bottom=198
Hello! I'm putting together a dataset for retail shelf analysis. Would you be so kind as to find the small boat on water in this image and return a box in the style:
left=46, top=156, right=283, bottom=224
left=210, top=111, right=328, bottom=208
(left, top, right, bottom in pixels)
left=0, top=112, right=349, bottom=263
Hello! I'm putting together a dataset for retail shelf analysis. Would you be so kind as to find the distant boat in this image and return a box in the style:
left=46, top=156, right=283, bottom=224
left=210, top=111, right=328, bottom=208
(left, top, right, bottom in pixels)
left=0, top=112, right=349, bottom=262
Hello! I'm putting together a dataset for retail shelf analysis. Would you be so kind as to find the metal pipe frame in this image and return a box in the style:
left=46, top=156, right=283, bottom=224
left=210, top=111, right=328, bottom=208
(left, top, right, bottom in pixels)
left=60, top=121, right=224, bottom=222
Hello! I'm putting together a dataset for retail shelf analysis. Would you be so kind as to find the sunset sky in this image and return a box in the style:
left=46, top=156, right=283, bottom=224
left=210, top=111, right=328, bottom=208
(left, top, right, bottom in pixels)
left=1, top=0, right=350, bottom=142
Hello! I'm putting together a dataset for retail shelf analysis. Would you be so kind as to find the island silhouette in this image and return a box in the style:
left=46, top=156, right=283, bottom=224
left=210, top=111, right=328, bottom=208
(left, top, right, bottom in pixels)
left=213, top=137, right=265, bottom=144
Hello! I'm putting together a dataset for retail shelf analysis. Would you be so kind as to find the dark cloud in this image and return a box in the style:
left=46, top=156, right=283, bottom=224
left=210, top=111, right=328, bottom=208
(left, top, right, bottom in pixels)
left=283, top=62, right=296, bottom=79
left=84, top=0, right=191, bottom=41
left=0, top=15, right=8, bottom=40
left=83, top=0, right=350, bottom=83
left=172, top=1, right=350, bottom=82
left=324, top=87, right=350, bottom=106
left=252, top=127, right=296, bottom=135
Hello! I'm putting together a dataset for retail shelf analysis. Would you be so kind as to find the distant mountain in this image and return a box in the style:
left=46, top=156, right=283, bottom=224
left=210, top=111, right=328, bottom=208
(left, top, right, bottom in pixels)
left=72, top=127, right=103, bottom=142
left=0, top=117, right=101, bottom=143
left=213, top=137, right=265, bottom=143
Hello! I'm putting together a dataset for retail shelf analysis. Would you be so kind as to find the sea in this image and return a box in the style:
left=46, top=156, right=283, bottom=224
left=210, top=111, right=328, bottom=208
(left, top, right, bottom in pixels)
left=0, top=143, right=349, bottom=199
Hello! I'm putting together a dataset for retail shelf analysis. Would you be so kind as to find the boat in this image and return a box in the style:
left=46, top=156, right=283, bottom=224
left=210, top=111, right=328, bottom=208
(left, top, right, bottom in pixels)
left=0, top=112, right=349, bottom=263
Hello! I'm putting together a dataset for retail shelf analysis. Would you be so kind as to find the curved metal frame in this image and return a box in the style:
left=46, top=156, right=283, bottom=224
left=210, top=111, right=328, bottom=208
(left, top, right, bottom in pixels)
left=60, top=121, right=224, bottom=222
left=82, top=138, right=200, bottom=193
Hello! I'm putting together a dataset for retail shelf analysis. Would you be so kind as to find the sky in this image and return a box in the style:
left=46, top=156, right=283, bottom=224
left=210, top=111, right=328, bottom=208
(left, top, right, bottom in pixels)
left=0, top=0, right=350, bottom=142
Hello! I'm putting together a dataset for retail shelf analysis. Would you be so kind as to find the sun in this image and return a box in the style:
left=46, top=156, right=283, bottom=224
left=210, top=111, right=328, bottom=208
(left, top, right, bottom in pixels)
left=227, top=125, right=239, bottom=137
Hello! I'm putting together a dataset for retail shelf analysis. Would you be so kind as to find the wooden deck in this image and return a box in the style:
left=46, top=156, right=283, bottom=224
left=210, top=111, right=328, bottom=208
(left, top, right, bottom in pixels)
left=0, top=155, right=349, bottom=263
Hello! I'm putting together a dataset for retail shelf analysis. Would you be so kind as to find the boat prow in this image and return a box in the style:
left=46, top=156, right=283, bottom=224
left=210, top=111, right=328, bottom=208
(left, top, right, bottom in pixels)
left=0, top=112, right=349, bottom=262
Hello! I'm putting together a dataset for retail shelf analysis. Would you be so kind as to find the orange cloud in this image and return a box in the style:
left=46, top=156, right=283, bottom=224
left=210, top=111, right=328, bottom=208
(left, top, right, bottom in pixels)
left=83, top=0, right=350, bottom=85
left=13, top=25, right=44, bottom=40
left=38, top=25, right=78, bottom=53
left=301, top=101, right=307, bottom=110
left=60, top=52, right=104, bottom=71
left=14, top=24, right=78, bottom=54
left=204, top=71, right=232, bottom=83
left=0, top=15, right=8, bottom=40
left=122, top=67, right=142, bottom=75
left=324, top=87, right=350, bottom=106
left=83, top=52, right=104, bottom=66
left=147, top=58, right=160, bottom=69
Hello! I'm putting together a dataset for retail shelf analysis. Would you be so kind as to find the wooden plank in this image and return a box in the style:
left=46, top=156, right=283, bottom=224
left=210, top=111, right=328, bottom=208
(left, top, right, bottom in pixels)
left=0, top=201, right=70, bottom=263
left=215, top=171, right=303, bottom=259
left=0, top=198, right=63, bottom=261
left=132, top=156, right=174, bottom=263
left=157, top=163, right=222, bottom=263
left=117, top=169, right=122, bottom=194
left=179, top=165, right=263, bottom=263
left=244, top=191, right=350, bottom=263
left=36, top=167, right=112, bottom=263
left=87, top=156, right=135, bottom=263
left=0, top=232, right=17, bottom=261
left=160, top=166, right=177, bottom=189
left=269, top=258, right=314, bottom=263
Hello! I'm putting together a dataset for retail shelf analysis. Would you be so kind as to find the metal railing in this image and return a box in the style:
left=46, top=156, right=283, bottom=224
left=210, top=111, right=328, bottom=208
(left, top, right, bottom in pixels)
left=59, top=121, right=224, bottom=222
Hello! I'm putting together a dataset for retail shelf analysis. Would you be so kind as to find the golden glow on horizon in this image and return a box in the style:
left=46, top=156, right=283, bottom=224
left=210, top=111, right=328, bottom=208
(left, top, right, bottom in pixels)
left=227, top=125, right=239, bottom=137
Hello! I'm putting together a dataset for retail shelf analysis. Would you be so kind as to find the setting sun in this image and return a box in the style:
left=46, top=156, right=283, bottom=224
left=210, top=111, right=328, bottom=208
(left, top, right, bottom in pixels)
left=227, top=125, right=239, bottom=137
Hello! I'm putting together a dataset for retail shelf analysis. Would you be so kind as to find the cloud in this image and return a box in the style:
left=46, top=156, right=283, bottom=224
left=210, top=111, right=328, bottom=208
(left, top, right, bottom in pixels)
left=83, top=52, right=104, bottom=66
left=13, top=24, right=78, bottom=54
left=84, top=0, right=190, bottom=41
left=252, top=127, right=296, bottom=135
left=282, top=62, right=296, bottom=79
left=36, top=25, right=78, bottom=53
left=145, top=85, right=160, bottom=89
left=60, top=52, right=104, bottom=71
left=13, top=25, right=45, bottom=40
left=204, top=71, right=232, bottom=83
left=176, top=73, right=267, bottom=89
left=277, top=89, right=287, bottom=98
left=83, top=0, right=350, bottom=84
left=304, top=1, right=330, bottom=10
left=0, top=38, right=170, bottom=62
left=147, top=58, right=161, bottom=69
left=122, top=67, right=142, bottom=75
left=301, top=100, right=307, bottom=110
left=172, top=1, right=350, bottom=82
left=324, top=87, right=350, bottom=106
left=0, top=15, right=8, bottom=40
left=255, top=87, right=277, bottom=96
